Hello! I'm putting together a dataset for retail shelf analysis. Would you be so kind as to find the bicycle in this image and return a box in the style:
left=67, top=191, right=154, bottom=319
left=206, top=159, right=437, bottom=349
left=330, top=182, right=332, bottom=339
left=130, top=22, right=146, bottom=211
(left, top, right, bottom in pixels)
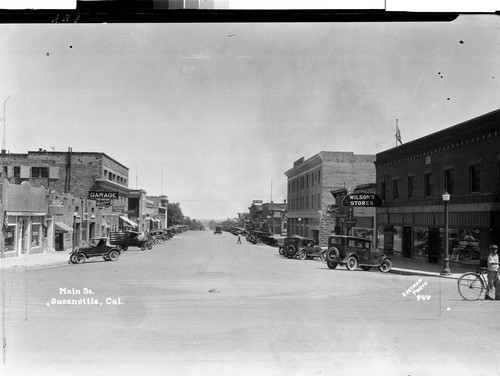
left=457, top=261, right=498, bottom=301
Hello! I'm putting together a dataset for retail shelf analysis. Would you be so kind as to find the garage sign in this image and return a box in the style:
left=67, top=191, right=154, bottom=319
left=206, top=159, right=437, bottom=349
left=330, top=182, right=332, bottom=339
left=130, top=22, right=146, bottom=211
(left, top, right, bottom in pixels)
left=342, top=193, right=382, bottom=207
left=88, top=191, right=119, bottom=200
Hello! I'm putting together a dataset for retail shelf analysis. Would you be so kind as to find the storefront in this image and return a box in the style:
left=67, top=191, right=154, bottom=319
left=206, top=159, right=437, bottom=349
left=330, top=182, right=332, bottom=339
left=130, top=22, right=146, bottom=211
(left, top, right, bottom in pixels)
left=1, top=181, right=48, bottom=257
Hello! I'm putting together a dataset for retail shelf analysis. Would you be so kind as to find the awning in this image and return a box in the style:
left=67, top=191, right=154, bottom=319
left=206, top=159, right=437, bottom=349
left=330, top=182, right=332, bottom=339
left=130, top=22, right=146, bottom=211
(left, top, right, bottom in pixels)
left=119, top=216, right=138, bottom=227
left=55, top=222, right=73, bottom=233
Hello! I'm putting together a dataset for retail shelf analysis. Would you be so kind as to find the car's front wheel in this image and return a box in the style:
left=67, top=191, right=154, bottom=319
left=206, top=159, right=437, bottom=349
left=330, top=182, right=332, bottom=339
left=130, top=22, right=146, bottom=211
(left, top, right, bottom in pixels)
left=379, top=259, right=392, bottom=273
left=69, top=254, right=77, bottom=264
left=278, top=247, right=284, bottom=255
left=326, top=260, right=338, bottom=269
left=346, top=256, right=358, bottom=271
left=75, top=253, right=86, bottom=264
left=299, top=250, right=307, bottom=260
left=109, top=250, right=120, bottom=261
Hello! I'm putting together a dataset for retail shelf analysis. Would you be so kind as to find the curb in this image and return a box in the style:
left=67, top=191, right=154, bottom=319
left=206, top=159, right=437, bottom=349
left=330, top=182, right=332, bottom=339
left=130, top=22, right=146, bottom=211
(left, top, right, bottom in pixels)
left=389, top=268, right=460, bottom=280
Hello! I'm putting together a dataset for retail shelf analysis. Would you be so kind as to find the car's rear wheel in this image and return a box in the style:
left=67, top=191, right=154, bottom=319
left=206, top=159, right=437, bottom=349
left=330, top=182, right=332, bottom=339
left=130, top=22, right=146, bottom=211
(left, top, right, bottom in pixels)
left=75, top=253, right=86, bottom=264
left=121, top=246, right=128, bottom=252
left=321, top=251, right=327, bottom=261
left=257, top=238, right=263, bottom=245
left=379, top=259, right=392, bottom=273
left=69, top=254, right=77, bottom=264
left=346, top=256, right=358, bottom=271
left=141, top=244, right=146, bottom=251
left=327, top=260, right=338, bottom=269
left=299, top=250, right=307, bottom=260
left=147, top=244, right=153, bottom=250
left=103, top=256, right=110, bottom=261
left=278, top=247, right=284, bottom=255
left=109, top=250, right=120, bottom=261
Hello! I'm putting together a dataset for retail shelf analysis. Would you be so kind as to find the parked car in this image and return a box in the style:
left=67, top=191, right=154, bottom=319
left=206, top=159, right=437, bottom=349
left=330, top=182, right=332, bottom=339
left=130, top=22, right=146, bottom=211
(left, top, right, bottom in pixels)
left=69, top=237, right=121, bottom=264
left=149, top=229, right=168, bottom=244
left=109, top=231, right=153, bottom=251
left=247, top=230, right=273, bottom=245
left=214, top=226, right=222, bottom=234
left=282, top=235, right=327, bottom=260
left=325, top=235, right=392, bottom=272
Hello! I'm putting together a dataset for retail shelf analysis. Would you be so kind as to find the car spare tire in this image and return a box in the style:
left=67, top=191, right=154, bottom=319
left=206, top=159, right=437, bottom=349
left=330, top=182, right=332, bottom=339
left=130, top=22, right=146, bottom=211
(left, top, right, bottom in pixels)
left=327, top=247, right=340, bottom=263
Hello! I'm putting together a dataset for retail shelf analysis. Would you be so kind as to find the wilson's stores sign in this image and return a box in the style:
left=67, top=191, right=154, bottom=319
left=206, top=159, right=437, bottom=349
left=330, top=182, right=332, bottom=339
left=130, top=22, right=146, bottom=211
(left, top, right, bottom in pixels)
left=342, top=193, right=382, bottom=207
left=88, top=191, right=119, bottom=200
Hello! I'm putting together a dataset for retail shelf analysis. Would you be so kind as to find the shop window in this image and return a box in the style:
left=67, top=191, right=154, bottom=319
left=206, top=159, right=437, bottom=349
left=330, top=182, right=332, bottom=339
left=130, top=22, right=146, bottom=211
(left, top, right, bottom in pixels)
left=469, top=164, right=480, bottom=193
left=413, top=227, right=429, bottom=260
left=31, top=223, right=42, bottom=247
left=4, top=225, right=16, bottom=251
left=445, top=169, right=454, bottom=194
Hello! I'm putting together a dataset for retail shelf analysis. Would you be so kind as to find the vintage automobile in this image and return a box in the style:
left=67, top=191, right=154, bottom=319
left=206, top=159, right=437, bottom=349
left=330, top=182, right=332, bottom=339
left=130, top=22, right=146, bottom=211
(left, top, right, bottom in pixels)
left=149, top=229, right=168, bottom=244
left=247, top=230, right=273, bottom=245
left=325, top=235, right=392, bottom=273
left=109, top=231, right=154, bottom=251
left=69, top=237, right=121, bottom=264
left=282, top=235, right=327, bottom=260
left=214, top=226, right=222, bottom=234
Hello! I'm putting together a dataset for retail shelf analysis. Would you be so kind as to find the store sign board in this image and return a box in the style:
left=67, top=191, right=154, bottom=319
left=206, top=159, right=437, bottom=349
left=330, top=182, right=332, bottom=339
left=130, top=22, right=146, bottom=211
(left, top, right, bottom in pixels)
left=88, top=191, right=119, bottom=200
left=342, top=193, right=382, bottom=207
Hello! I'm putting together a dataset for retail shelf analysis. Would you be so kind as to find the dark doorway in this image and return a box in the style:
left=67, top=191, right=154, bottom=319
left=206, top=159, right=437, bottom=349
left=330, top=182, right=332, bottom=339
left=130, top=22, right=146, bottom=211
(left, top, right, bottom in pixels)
left=402, top=226, right=412, bottom=258
left=428, top=227, right=440, bottom=263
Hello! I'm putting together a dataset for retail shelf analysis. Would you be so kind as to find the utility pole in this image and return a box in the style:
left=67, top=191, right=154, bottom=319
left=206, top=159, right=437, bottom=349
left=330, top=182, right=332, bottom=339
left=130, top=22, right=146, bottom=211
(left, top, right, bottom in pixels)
left=2, top=96, right=9, bottom=154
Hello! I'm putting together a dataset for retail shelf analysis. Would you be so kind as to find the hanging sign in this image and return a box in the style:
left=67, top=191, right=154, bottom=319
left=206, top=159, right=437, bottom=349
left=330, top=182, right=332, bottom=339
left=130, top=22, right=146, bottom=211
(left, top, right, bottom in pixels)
left=342, top=193, right=382, bottom=207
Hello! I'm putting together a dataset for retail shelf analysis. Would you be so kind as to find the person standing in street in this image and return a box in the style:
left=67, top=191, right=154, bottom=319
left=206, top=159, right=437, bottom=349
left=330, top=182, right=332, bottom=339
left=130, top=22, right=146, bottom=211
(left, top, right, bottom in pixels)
left=237, top=234, right=241, bottom=244
left=485, top=244, right=499, bottom=300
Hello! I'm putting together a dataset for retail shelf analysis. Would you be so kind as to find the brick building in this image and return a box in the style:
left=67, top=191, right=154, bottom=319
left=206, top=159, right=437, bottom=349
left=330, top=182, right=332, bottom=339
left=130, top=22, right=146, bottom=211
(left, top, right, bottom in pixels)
left=248, top=200, right=263, bottom=230
left=285, top=151, right=376, bottom=246
left=0, top=150, right=134, bottom=250
left=375, top=109, right=500, bottom=269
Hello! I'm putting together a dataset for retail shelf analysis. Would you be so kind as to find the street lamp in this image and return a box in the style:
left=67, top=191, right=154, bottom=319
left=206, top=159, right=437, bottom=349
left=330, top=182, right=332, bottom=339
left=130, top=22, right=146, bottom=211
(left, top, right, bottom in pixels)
left=440, top=192, right=451, bottom=276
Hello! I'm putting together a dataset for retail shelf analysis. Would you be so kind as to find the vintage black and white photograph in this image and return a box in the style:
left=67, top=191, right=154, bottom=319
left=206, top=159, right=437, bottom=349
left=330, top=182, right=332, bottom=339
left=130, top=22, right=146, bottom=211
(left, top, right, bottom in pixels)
left=0, top=1, right=499, bottom=375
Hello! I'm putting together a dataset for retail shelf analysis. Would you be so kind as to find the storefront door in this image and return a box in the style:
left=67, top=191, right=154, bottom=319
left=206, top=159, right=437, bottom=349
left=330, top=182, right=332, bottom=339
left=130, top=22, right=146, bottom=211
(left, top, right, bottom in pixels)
left=402, top=226, right=412, bottom=258
left=428, top=227, right=440, bottom=263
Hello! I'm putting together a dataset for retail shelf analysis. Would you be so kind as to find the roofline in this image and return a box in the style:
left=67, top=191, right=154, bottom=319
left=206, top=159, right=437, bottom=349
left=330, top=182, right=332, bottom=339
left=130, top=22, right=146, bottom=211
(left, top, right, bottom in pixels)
left=25, top=150, right=130, bottom=171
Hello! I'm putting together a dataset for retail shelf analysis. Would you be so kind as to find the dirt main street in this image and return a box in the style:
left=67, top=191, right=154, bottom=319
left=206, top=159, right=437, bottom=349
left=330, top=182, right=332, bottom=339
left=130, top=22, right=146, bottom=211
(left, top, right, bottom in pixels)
left=2, top=230, right=498, bottom=376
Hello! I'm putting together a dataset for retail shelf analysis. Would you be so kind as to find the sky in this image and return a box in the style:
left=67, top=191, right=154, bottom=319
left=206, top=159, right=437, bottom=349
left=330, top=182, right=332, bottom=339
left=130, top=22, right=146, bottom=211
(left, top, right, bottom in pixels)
left=0, top=12, right=499, bottom=220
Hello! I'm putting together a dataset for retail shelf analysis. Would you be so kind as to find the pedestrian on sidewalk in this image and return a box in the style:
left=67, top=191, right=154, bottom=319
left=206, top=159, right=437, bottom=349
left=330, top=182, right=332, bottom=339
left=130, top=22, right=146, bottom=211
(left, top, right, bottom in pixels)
left=485, top=244, right=499, bottom=300
left=237, top=234, right=241, bottom=244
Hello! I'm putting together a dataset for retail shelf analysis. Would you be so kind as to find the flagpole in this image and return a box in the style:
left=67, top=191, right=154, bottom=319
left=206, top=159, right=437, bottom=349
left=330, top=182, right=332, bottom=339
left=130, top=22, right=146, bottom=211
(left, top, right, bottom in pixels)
left=396, top=118, right=398, bottom=147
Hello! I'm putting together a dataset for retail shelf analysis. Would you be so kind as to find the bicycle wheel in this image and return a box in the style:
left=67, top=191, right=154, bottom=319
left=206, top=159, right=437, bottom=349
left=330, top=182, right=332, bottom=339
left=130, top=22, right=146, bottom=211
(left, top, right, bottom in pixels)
left=457, top=272, right=485, bottom=301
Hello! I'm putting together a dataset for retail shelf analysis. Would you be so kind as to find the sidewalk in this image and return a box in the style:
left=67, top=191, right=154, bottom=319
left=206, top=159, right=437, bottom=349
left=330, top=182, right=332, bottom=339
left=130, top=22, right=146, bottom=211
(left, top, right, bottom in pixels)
left=0, top=250, right=72, bottom=271
left=1, top=249, right=472, bottom=279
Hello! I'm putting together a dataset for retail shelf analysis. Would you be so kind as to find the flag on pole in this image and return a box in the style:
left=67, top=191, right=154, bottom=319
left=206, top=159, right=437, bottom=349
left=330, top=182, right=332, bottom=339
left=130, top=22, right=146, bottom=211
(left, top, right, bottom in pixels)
left=395, top=119, right=402, bottom=146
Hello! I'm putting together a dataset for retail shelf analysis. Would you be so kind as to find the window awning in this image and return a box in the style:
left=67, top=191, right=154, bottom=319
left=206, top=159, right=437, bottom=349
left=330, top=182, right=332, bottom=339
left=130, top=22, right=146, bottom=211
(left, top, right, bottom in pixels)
left=119, top=216, right=138, bottom=227
left=55, top=222, right=73, bottom=233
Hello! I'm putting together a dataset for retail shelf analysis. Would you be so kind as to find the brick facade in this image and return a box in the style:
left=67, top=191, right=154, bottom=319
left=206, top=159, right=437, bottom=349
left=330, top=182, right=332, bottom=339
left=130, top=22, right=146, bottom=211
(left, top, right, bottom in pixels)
left=375, top=109, right=500, bottom=268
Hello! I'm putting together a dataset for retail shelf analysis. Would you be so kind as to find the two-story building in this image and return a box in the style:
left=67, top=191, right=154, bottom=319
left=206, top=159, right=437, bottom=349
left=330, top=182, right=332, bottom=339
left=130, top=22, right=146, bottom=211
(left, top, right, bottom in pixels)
left=375, top=109, right=500, bottom=269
